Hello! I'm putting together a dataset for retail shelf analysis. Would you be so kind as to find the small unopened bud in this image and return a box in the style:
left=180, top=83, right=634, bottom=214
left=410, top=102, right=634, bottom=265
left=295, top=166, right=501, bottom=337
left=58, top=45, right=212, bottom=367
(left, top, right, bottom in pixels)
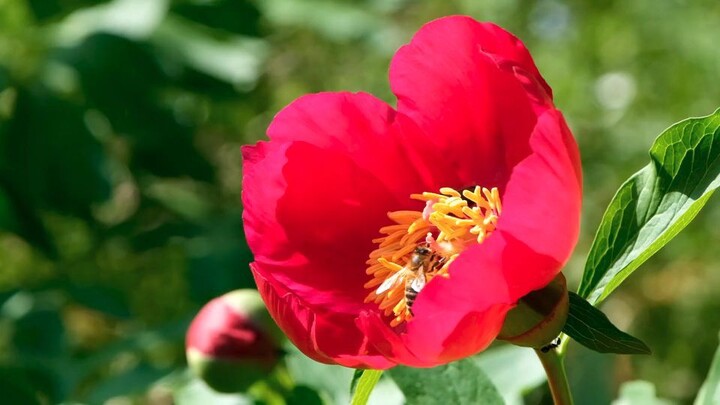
left=497, top=273, right=569, bottom=349
left=186, top=289, right=283, bottom=392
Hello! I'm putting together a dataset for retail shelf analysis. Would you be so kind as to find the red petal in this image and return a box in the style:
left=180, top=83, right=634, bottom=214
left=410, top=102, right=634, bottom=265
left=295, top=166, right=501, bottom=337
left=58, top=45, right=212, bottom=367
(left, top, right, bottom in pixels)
left=390, top=16, right=551, bottom=188
left=267, top=92, right=433, bottom=196
left=242, top=140, right=391, bottom=310
left=357, top=312, right=429, bottom=367
left=253, top=264, right=395, bottom=369
left=252, top=265, right=333, bottom=364
left=468, top=21, right=552, bottom=99
left=494, top=109, right=582, bottom=297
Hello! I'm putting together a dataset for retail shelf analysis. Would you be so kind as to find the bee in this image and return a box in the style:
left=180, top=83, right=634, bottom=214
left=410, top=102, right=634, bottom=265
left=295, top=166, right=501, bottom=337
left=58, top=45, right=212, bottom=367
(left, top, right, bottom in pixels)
left=376, top=245, right=434, bottom=312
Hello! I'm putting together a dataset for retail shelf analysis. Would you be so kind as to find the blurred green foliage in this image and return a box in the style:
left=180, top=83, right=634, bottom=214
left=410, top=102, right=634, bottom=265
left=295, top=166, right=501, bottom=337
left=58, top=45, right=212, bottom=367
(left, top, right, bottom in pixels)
left=0, top=0, right=719, bottom=404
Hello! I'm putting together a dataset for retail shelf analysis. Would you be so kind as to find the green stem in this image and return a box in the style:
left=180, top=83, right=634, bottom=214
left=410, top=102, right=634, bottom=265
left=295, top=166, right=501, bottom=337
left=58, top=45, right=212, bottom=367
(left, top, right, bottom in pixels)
left=535, top=348, right=574, bottom=405
left=556, top=332, right=570, bottom=357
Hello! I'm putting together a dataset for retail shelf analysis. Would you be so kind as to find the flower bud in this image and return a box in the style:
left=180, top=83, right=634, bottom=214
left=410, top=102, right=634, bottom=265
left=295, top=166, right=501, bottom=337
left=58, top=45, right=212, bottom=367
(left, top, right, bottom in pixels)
left=497, top=273, right=569, bottom=348
left=186, top=289, right=284, bottom=392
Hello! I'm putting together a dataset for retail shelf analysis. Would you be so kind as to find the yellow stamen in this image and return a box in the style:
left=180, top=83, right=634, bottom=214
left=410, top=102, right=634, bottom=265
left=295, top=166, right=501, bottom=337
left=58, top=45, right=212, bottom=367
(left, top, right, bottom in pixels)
left=365, top=186, right=502, bottom=326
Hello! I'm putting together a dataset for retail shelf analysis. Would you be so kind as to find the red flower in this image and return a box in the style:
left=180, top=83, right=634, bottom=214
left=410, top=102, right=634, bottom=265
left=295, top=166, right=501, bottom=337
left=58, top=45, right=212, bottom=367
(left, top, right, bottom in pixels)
left=242, top=16, right=581, bottom=369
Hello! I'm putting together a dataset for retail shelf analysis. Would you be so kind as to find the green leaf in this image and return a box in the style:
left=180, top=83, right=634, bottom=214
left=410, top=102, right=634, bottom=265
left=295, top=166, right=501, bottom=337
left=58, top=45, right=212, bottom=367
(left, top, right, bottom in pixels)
left=159, top=370, right=254, bottom=405
left=170, top=0, right=262, bottom=37
left=695, top=333, right=720, bottom=405
left=284, top=343, right=354, bottom=404
left=64, top=34, right=214, bottom=181
left=1, top=86, right=112, bottom=219
left=578, top=109, right=720, bottom=304
left=86, top=364, right=170, bottom=404
left=0, top=366, right=47, bottom=405
left=350, top=369, right=363, bottom=397
left=350, top=370, right=382, bottom=405
left=563, top=292, right=650, bottom=355
left=475, top=345, right=546, bottom=405
left=153, top=16, right=266, bottom=89
left=612, top=380, right=672, bottom=405
left=286, top=386, right=324, bottom=405
left=389, top=358, right=503, bottom=405
left=261, top=0, right=383, bottom=42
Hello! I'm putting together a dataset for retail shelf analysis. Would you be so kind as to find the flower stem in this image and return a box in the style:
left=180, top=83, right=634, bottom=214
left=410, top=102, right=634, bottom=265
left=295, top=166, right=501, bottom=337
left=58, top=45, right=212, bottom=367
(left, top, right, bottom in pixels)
left=534, top=347, right=574, bottom=405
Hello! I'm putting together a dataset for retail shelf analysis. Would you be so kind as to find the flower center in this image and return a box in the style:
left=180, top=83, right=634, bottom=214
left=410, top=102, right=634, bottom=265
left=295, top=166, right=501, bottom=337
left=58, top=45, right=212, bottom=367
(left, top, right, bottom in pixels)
left=364, top=186, right=502, bottom=327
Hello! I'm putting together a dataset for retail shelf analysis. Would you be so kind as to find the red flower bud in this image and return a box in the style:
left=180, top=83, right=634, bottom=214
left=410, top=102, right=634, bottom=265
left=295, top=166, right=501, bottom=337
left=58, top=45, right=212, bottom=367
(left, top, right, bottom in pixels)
left=186, top=289, right=283, bottom=392
left=497, top=273, right=569, bottom=348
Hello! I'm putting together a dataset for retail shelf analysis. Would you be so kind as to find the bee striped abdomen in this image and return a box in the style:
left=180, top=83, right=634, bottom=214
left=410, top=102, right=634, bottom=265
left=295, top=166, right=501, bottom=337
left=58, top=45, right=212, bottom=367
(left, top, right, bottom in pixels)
left=405, top=284, right=418, bottom=315
left=405, top=284, right=419, bottom=308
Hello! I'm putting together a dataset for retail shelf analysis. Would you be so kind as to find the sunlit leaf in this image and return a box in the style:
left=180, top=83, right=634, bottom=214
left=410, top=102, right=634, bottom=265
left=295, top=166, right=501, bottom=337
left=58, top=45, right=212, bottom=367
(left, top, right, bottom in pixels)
left=389, top=358, right=503, bottom=405
left=563, top=293, right=650, bottom=355
left=350, top=370, right=382, bottom=405
left=578, top=109, right=720, bottom=304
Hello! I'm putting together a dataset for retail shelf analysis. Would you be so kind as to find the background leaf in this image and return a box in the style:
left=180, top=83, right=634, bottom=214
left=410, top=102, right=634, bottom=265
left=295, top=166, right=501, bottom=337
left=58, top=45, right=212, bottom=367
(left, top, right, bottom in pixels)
left=578, top=110, right=720, bottom=304
left=1, top=86, right=112, bottom=218
left=389, top=358, right=503, bottom=405
left=0, top=369, right=42, bottom=405
left=475, top=345, right=546, bottom=405
left=611, top=381, right=672, bottom=405
left=564, top=293, right=650, bottom=355
left=159, top=370, right=254, bottom=405
left=284, top=344, right=354, bottom=404
left=695, top=333, right=720, bottom=405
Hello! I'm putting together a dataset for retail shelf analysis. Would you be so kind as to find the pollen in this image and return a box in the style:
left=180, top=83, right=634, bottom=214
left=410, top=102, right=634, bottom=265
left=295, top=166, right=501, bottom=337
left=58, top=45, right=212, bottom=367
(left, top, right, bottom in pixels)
left=365, top=186, right=502, bottom=327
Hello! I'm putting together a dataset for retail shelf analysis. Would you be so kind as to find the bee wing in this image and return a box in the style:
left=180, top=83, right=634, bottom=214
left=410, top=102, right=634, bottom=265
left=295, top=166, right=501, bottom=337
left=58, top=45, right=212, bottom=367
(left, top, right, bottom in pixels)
left=376, top=269, right=407, bottom=294
left=409, top=270, right=426, bottom=293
